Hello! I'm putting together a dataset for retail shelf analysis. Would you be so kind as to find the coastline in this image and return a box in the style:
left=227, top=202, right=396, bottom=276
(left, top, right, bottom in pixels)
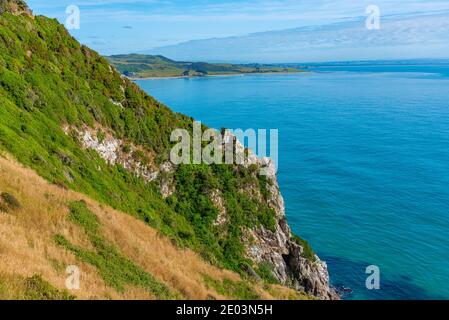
left=129, top=70, right=306, bottom=81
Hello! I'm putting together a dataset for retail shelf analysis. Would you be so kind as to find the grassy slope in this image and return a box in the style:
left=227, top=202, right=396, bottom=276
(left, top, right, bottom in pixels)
left=107, top=54, right=301, bottom=78
left=0, top=154, right=310, bottom=300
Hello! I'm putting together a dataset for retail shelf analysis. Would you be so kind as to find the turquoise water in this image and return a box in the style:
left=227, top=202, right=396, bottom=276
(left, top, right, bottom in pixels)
left=136, top=65, right=449, bottom=300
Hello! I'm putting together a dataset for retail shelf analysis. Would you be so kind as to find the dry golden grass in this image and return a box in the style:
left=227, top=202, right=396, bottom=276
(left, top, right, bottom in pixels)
left=0, top=154, right=304, bottom=300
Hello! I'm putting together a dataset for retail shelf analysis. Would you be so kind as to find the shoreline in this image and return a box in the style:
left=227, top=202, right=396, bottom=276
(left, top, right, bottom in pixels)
left=129, top=70, right=306, bottom=81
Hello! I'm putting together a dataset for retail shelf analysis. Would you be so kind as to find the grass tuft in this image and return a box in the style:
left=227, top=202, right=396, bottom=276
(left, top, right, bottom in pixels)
left=203, top=275, right=260, bottom=300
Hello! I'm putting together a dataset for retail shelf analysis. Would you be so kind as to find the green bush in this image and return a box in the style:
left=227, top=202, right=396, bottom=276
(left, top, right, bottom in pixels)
left=292, top=234, right=316, bottom=262
left=256, top=262, right=280, bottom=284
left=24, top=275, right=75, bottom=300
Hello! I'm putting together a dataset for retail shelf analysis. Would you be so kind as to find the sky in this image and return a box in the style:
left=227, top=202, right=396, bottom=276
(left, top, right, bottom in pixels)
left=26, top=0, right=449, bottom=62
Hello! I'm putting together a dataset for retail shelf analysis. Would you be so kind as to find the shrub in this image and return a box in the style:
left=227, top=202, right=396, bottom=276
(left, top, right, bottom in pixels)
left=1, top=192, right=21, bottom=209
left=24, top=275, right=75, bottom=300
left=256, top=262, right=279, bottom=284
left=122, top=144, right=131, bottom=153
left=292, top=234, right=316, bottom=262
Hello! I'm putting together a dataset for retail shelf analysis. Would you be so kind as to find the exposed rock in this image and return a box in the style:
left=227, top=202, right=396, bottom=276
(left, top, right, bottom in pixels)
left=65, top=125, right=159, bottom=183
left=159, top=161, right=175, bottom=198
left=244, top=151, right=339, bottom=299
left=222, top=130, right=259, bottom=167
left=212, top=131, right=338, bottom=299
left=82, top=130, right=119, bottom=165
left=109, top=98, right=124, bottom=109
left=210, top=189, right=227, bottom=226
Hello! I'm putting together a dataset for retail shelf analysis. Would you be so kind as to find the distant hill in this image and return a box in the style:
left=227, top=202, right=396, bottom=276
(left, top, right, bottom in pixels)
left=107, top=54, right=300, bottom=78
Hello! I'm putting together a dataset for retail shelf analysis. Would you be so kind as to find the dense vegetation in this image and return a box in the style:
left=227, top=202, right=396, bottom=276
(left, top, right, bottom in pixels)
left=0, top=7, right=289, bottom=281
left=107, top=54, right=300, bottom=78
left=0, top=274, right=75, bottom=300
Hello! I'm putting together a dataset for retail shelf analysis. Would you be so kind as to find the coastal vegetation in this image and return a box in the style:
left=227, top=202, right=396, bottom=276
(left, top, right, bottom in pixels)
left=107, top=54, right=300, bottom=78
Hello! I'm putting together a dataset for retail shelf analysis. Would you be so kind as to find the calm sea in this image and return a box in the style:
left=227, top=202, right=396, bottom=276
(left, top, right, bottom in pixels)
left=136, top=64, right=449, bottom=299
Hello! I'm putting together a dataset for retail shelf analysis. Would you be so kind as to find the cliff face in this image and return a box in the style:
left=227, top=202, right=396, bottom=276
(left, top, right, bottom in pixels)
left=0, top=1, right=337, bottom=300
left=231, top=139, right=338, bottom=300
left=248, top=162, right=337, bottom=299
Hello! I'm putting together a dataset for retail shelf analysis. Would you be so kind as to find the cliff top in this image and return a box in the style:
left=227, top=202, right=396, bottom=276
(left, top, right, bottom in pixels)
left=0, top=0, right=32, bottom=16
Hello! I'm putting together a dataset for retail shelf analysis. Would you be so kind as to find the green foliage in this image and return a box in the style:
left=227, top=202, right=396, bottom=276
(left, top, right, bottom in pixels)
left=23, top=275, right=75, bottom=300
left=0, top=273, right=74, bottom=300
left=292, top=234, right=317, bottom=262
left=68, top=200, right=100, bottom=233
left=203, top=276, right=260, bottom=300
left=258, top=174, right=271, bottom=200
left=122, top=144, right=131, bottom=153
left=96, top=129, right=105, bottom=143
left=170, top=164, right=277, bottom=272
left=256, top=262, right=280, bottom=285
left=56, top=201, right=175, bottom=298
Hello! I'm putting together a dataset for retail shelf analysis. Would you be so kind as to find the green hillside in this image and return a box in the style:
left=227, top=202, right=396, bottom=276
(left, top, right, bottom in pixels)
left=107, top=54, right=301, bottom=78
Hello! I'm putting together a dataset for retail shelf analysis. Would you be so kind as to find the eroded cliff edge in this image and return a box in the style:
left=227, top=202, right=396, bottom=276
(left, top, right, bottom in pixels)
left=246, top=158, right=338, bottom=299
left=231, top=139, right=339, bottom=300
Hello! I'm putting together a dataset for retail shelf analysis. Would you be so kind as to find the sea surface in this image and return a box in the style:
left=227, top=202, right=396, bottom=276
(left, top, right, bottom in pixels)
left=136, top=64, right=449, bottom=300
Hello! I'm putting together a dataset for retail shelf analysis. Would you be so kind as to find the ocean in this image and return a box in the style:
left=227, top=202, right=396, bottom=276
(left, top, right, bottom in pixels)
left=136, top=64, right=449, bottom=299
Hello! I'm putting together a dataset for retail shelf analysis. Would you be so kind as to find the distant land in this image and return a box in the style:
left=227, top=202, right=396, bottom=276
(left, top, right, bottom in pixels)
left=264, top=59, right=449, bottom=72
left=106, top=54, right=301, bottom=79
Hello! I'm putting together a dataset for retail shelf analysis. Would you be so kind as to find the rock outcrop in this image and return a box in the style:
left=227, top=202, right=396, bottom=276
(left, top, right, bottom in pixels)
left=246, top=158, right=338, bottom=299
left=225, top=133, right=339, bottom=300
left=64, top=125, right=159, bottom=183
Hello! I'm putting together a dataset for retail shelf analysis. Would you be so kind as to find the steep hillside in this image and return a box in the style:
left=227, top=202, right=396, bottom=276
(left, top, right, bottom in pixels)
left=107, top=54, right=300, bottom=78
left=0, top=155, right=311, bottom=300
left=0, top=0, right=337, bottom=299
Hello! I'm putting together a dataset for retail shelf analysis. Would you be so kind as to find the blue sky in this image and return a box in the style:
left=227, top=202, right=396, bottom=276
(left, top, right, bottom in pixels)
left=27, top=0, right=449, bottom=61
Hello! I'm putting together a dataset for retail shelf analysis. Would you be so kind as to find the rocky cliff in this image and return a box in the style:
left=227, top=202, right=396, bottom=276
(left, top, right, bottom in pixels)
left=232, top=138, right=339, bottom=299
